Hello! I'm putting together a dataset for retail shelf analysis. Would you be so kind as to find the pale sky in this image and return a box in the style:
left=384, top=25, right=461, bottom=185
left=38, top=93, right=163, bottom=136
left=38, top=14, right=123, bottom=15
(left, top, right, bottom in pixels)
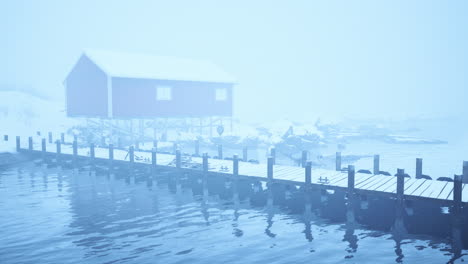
left=2, top=0, right=468, bottom=122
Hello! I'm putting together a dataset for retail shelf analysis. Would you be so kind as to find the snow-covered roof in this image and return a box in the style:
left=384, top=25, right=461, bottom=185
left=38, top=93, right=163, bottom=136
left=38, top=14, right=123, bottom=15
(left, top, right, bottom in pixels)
left=83, top=49, right=236, bottom=83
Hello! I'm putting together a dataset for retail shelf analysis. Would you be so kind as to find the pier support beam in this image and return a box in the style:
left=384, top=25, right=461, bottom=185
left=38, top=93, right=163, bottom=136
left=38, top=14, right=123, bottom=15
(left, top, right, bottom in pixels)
left=396, top=169, right=405, bottom=203
left=109, top=143, right=114, bottom=171
left=41, top=138, right=46, bottom=161
left=60, top=133, right=65, bottom=144
left=176, top=149, right=181, bottom=169
left=267, top=156, right=274, bottom=184
left=305, top=161, right=312, bottom=190
left=89, top=143, right=95, bottom=166
left=129, top=146, right=134, bottom=173
left=73, top=139, right=78, bottom=166
left=348, top=165, right=355, bottom=193
left=195, top=139, right=200, bottom=156
left=151, top=147, right=157, bottom=177
left=28, top=136, right=33, bottom=151
left=335, top=152, right=341, bottom=171
left=373, top=155, right=380, bottom=175
left=48, top=132, right=52, bottom=144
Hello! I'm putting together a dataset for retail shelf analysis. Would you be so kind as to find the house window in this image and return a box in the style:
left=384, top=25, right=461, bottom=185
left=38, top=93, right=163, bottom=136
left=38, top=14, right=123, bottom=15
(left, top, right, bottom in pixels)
left=156, top=86, right=172, bottom=101
left=215, top=88, right=227, bottom=101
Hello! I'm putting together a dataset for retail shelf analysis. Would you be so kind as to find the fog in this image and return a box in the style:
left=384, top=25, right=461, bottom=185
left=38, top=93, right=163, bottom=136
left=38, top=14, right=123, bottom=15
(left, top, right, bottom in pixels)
left=3, top=0, right=468, bottom=122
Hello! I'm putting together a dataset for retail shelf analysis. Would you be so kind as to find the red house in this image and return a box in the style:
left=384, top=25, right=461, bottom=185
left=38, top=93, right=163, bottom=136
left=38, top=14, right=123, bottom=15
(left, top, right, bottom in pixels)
left=65, top=50, right=235, bottom=119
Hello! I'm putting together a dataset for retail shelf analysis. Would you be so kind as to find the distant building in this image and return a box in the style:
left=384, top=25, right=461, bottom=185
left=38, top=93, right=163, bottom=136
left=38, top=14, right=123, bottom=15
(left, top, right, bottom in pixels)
left=65, top=50, right=235, bottom=119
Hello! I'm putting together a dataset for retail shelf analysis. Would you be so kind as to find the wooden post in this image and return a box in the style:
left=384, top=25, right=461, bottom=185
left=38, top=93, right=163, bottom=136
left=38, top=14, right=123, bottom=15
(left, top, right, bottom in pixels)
left=233, top=154, right=239, bottom=177
left=153, top=140, right=158, bottom=149
left=16, top=136, right=20, bottom=152
left=270, top=147, right=276, bottom=165
left=56, top=140, right=61, bottom=164
left=173, top=142, right=178, bottom=154
left=117, top=137, right=122, bottom=149
left=373, top=154, right=380, bottom=175
left=195, top=139, right=200, bottom=156
left=89, top=143, right=95, bottom=164
left=453, top=175, right=462, bottom=215
left=73, top=134, right=77, bottom=143
left=218, top=144, right=223, bottom=159
left=135, top=141, right=139, bottom=151
left=48, top=132, right=52, bottom=144
left=242, top=146, right=248, bottom=162
left=101, top=136, right=106, bottom=147
left=267, top=156, right=274, bottom=183
left=416, top=158, right=423, bottom=179
left=335, top=152, right=341, bottom=171
left=305, top=161, right=312, bottom=189
left=396, top=168, right=405, bottom=202
left=301, top=150, right=307, bottom=168
left=176, top=149, right=181, bottom=169
left=60, top=133, right=65, bottom=144
left=463, top=161, right=468, bottom=184
left=28, top=136, right=33, bottom=151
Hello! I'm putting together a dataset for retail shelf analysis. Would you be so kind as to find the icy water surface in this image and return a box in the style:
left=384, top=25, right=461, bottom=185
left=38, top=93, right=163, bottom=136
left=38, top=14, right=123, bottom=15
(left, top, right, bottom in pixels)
left=0, top=162, right=466, bottom=264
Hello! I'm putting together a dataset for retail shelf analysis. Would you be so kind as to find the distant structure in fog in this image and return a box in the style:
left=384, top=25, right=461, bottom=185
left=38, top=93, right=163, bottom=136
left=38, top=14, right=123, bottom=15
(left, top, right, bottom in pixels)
left=64, top=49, right=236, bottom=139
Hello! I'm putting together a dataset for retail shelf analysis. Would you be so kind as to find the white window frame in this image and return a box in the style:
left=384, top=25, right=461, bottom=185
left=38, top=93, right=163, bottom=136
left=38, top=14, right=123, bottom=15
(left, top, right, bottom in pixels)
left=215, top=88, right=228, bottom=101
left=156, top=86, right=172, bottom=101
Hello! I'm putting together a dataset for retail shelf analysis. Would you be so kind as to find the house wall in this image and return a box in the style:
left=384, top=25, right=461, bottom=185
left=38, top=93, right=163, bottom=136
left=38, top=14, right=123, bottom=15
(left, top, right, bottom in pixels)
left=66, top=55, right=108, bottom=117
left=111, top=77, right=233, bottom=118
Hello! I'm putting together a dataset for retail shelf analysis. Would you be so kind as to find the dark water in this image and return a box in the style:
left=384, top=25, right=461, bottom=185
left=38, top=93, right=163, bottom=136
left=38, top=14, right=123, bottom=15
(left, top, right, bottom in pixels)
left=0, top=161, right=466, bottom=264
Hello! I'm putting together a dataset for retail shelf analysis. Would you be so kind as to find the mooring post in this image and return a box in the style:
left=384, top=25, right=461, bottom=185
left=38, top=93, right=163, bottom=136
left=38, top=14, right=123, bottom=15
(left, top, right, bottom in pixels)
left=336, top=152, right=341, bottom=171
left=176, top=149, right=181, bottom=169
left=89, top=143, right=95, bottom=165
left=60, top=133, right=65, bottom=144
left=56, top=140, right=61, bottom=165
left=416, top=158, right=423, bottom=179
left=173, top=142, right=178, bottom=154
left=16, top=136, right=20, bottom=152
left=242, top=146, right=248, bottom=162
left=101, top=136, right=106, bottom=147
left=195, top=139, right=200, bottom=156
left=117, top=137, right=122, bottom=149
left=28, top=136, right=33, bottom=151
left=373, top=154, right=380, bottom=175
left=153, top=140, right=158, bottom=149
left=301, top=150, right=308, bottom=168
left=48, top=132, right=52, bottom=144
left=396, top=168, right=405, bottom=203
left=270, top=147, right=276, bottom=165
left=453, top=175, right=462, bottom=215
left=218, top=144, right=223, bottom=159
left=348, top=165, right=355, bottom=193
left=267, top=156, right=274, bottom=184
left=73, top=134, right=77, bottom=143
left=305, top=161, right=312, bottom=190
left=135, top=141, right=139, bottom=151
left=462, top=161, right=468, bottom=184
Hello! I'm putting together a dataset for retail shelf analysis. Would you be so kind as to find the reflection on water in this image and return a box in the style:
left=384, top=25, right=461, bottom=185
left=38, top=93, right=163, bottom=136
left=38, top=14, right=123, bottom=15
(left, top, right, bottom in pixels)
left=0, top=161, right=466, bottom=264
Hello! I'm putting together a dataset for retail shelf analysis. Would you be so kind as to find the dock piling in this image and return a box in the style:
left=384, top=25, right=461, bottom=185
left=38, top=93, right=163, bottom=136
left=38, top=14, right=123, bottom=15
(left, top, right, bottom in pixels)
left=301, top=150, right=308, bottom=168
left=305, top=161, right=312, bottom=190
left=270, top=147, right=276, bottom=165
left=453, top=175, right=462, bottom=215
left=218, top=144, right=223, bottom=159
left=233, top=154, right=239, bottom=177
left=16, top=136, right=20, bottom=152
left=153, top=140, right=158, bottom=148
left=109, top=143, right=114, bottom=168
left=89, top=143, right=95, bottom=164
left=48, top=132, right=52, bottom=144
left=416, top=158, right=423, bottom=179
left=348, top=165, right=355, bottom=192
left=41, top=138, right=46, bottom=161
left=267, top=156, right=274, bottom=183
left=28, top=136, right=33, bottom=151
left=396, top=169, right=405, bottom=202
left=60, top=133, right=65, bottom=144
left=202, top=153, right=208, bottom=172
left=55, top=140, right=61, bottom=165
left=336, top=152, right=341, bottom=171
left=373, top=155, right=380, bottom=175
left=176, top=149, right=181, bottom=169
left=462, top=161, right=468, bottom=183
left=73, top=139, right=78, bottom=165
